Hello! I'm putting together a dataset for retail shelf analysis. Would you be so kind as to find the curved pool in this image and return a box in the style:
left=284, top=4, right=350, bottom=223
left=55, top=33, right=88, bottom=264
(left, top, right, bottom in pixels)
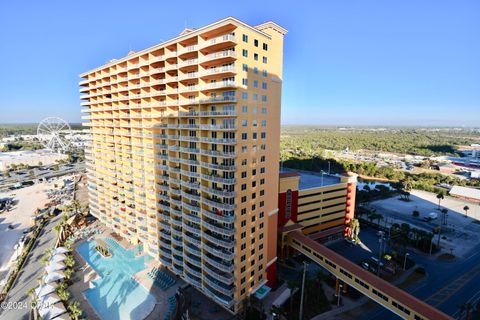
left=76, top=238, right=156, bottom=320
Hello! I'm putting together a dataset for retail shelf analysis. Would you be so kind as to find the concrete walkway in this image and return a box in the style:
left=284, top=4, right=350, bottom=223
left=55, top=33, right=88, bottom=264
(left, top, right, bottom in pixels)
left=0, top=214, right=62, bottom=320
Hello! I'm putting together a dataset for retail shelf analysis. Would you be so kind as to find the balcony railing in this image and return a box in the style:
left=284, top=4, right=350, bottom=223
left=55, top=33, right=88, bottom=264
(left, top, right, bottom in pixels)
left=201, top=209, right=234, bottom=223
left=203, top=242, right=235, bottom=261
left=202, top=219, right=235, bottom=236
left=203, top=254, right=234, bottom=273
left=202, top=232, right=234, bottom=249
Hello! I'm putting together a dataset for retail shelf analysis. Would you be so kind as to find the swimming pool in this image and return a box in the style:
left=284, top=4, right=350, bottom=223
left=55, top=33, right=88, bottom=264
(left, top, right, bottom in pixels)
left=76, top=238, right=156, bottom=320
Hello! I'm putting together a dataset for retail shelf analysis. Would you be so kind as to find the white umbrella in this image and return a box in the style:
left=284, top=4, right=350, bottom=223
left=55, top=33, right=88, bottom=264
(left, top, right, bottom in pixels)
left=50, top=253, right=67, bottom=263
left=45, top=262, right=66, bottom=273
left=38, top=301, right=67, bottom=320
left=54, top=247, right=69, bottom=254
left=44, top=271, right=65, bottom=283
left=39, top=292, right=61, bottom=306
left=35, top=283, right=58, bottom=298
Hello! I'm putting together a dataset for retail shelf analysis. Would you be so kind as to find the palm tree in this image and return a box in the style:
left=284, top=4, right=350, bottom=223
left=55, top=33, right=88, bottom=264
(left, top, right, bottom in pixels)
left=68, top=301, right=82, bottom=320
left=58, top=289, right=70, bottom=301
left=65, top=255, right=75, bottom=268
left=463, top=205, right=470, bottom=217
left=27, top=287, right=38, bottom=307
left=64, top=268, right=74, bottom=280
left=436, top=193, right=444, bottom=210
left=57, top=281, right=68, bottom=292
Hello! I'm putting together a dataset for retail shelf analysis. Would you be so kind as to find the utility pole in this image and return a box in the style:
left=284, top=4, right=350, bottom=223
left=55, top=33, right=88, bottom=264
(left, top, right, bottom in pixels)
left=403, top=253, right=410, bottom=270
left=299, top=262, right=307, bottom=320
left=337, top=284, right=343, bottom=306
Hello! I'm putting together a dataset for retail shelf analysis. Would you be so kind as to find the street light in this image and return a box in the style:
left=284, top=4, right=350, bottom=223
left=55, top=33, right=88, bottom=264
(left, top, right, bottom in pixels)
left=337, top=284, right=343, bottom=306
left=403, top=253, right=410, bottom=270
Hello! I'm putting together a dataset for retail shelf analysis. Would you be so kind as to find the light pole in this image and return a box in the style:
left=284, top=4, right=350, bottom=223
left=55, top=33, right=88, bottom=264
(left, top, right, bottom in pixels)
left=299, top=262, right=307, bottom=320
left=337, top=284, right=343, bottom=306
left=403, top=253, right=410, bottom=270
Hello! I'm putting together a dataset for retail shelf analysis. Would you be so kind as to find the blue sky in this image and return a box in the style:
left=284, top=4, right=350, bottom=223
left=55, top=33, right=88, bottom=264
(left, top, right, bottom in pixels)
left=0, top=0, right=478, bottom=126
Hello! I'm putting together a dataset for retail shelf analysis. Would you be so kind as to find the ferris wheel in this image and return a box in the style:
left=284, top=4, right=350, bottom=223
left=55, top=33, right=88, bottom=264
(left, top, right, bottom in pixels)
left=37, top=117, right=72, bottom=153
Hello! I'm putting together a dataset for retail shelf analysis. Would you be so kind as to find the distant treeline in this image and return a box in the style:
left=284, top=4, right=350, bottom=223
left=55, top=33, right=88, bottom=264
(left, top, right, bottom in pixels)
left=281, top=126, right=480, bottom=157
left=0, top=123, right=83, bottom=138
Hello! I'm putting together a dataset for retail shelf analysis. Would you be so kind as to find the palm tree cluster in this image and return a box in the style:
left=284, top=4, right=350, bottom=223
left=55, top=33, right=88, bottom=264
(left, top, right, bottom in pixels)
left=390, top=223, right=434, bottom=253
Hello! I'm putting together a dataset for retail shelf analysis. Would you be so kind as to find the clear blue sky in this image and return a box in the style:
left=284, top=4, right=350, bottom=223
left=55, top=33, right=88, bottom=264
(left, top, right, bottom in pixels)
left=0, top=0, right=479, bottom=126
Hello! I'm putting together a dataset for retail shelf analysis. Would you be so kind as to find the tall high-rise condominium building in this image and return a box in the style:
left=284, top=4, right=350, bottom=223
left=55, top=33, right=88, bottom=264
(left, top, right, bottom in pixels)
left=80, top=17, right=286, bottom=313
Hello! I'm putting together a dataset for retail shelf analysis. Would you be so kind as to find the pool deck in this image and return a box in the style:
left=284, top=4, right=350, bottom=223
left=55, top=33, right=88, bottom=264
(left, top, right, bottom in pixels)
left=71, top=228, right=184, bottom=320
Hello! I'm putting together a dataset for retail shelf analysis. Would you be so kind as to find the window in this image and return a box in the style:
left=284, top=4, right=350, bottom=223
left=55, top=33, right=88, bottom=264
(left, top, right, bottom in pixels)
left=263, top=43, right=268, bottom=51
left=252, top=132, right=257, bottom=139
left=242, top=105, right=248, bottom=113
left=262, top=95, right=267, bottom=102
left=242, top=146, right=247, bottom=153
left=241, top=288, right=246, bottom=295
left=262, top=82, right=267, bottom=89
left=242, top=78, right=248, bottom=86
left=241, top=266, right=246, bottom=273
left=242, top=92, right=248, bottom=100
left=252, top=181, right=256, bottom=188
left=242, top=120, right=248, bottom=126
left=242, top=63, right=248, bottom=71
left=253, top=93, right=258, bottom=101
left=262, top=69, right=267, bottom=77
left=241, top=171, right=247, bottom=178
left=241, top=208, right=247, bottom=215
left=251, top=281, right=255, bottom=288
left=241, top=277, right=246, bottom=284
left=251, top=249, right=255, bottom=256
left=260, top=190, right=265, bottom=196
left=261, top=144, right=266, bottom=150
left=261, top=120, right=267, bottom=126
left=254, top=39, right=259, bottom=47
left=261, top=107, right=267, bottom=114
left=260, top=155, right=265, bottom=162
left=253, top=67, right=258, bottom=74
left=254, top=53, right=258, bottom=61
left=241, top=255, right=246, bottom=262
left=252, top=169, right=257, bottom=175
left=242, top=159, right=247, bottom=165
left=242, top=34, right=248, bottom=42
left=260, top=178, right=265, bottom=185
left=241, top=220, right=246, bottom=227
left=253, top=107, right=258, bottom=114
left=241, top=184, right=247, bottom=190
left=253, top=80, right=258, bottom=88
left=260, top=167, right=265, bottom=174
left=242, top=49, right=248, bottom=57
left=241, top=232, right=246, bottom=239
left=242, top=133, right=247, bottom=140
left=262, top=56, right=267, bottom=64
left=260, top=201, right=264, bottom=208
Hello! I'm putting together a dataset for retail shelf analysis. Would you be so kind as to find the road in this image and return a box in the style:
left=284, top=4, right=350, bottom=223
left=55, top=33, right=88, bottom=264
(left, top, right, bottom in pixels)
left=0, top=214, right=62, bottom=320
left=356, top=243, right=480, bottom=319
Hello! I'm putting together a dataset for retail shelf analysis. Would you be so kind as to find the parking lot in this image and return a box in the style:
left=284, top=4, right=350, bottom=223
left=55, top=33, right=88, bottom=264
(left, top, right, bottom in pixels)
left=367, top=190, right=480, bottom=258
left=0, top=175, right=77, bottom=280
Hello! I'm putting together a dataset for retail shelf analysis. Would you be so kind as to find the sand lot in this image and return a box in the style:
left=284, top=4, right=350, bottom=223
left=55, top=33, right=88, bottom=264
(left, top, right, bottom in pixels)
left=0, top=182, right=57, bottom=274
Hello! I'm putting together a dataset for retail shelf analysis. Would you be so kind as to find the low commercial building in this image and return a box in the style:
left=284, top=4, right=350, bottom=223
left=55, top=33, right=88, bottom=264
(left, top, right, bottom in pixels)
left=0, top=150, right=67, bottom=171
left=449, top=185, right=480, bottom=203
left=434, top=162, right=457, bottom=174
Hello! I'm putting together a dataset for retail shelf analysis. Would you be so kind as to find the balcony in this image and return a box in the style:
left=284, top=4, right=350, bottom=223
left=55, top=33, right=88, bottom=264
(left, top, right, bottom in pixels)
left=184, top=254, right=202, bottom=268
left=171, top=236, right=183, bottom=247
left=178, top=45, right=198, bottom=56
left=203, top=285, right=235, bottom=308
left=184, top=242, right=201, bottom=256
left=183, top=269, right=202, bottom=288
left=204, top=274, right=234, bottom=297
left=203, top=263, right=234, bottom=285
left=201, top=50, right=236, bottom=63
left=203, top=219, right=235, bottom=236
left=199, top=162, right=236, bottom=173
left=201, top=174, right=235, bottom=184
left=198, top=96, right=236, bottom=105
left=182, top=222, right=200, bottom=234
left=201, top=34, right=236, bottom=50
left=203, top=254, right=234, bottom=273
left=184, top=232, right=201, bottom=247
left=202, top=209, right=234, bottom=224
left=203, top=241, right=235, bottom=261
left=182, top=191, right=201, bottom=202
left=200, top=65, right=236, bottom=77
left=200, top=186, right=235, bottom=198
left=202, top=231, right=234, bottom=249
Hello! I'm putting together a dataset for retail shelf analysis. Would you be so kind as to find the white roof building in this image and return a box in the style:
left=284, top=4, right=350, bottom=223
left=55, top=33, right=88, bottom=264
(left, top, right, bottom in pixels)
left=449, top=186, right=480, bottom=202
